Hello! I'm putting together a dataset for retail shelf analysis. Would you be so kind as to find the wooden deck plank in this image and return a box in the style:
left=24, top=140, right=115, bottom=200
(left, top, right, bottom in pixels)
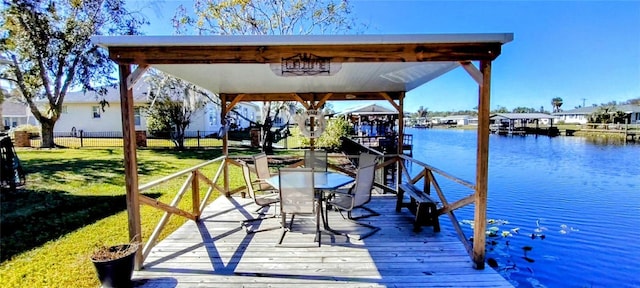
left=134, top=195, right=512, bottom=287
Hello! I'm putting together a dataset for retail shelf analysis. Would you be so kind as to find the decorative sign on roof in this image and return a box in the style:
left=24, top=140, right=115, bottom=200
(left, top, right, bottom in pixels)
left=271, top=53, right=341, bottom=77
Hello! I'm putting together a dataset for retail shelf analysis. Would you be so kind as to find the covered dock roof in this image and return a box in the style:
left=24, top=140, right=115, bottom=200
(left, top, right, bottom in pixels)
left=92, top=33, right=512, bottom=102
left=490, top=113, right=555, bottom=120
left=337, top=103, right=398, bottom=116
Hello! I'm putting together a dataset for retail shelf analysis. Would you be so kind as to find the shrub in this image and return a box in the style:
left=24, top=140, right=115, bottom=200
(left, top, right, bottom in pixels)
left=13, top=124, right=41, bottom=138
left=298, top=117, right=352, bottom=151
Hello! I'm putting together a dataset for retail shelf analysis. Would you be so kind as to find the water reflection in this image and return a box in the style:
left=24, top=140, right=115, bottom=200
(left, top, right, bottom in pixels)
left=405, top=128, right=640, bottom=287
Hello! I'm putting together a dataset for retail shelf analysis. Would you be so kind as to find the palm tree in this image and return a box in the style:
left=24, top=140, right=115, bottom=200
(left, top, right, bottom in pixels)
left=551, top=97, right=563, bottom=113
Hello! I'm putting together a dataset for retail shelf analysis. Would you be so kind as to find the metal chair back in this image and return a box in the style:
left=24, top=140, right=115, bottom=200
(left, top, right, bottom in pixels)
left=304, top=150, right=327, bottom=172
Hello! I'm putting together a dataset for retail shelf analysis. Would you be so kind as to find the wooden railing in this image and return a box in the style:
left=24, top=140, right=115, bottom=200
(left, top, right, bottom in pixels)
left=137, top=156, right=227, bottom=263
left=398, top=154, right=476, bottom=257
left=133, top=151, right=477, bottom=266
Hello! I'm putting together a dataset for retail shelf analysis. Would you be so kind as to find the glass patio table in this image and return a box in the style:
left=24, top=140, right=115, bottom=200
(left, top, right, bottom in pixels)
left=266, top=171, right=355, bottom=234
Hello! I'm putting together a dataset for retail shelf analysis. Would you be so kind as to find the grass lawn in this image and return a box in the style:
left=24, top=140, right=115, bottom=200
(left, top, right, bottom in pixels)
left=0, top=148, right=250, bottom=287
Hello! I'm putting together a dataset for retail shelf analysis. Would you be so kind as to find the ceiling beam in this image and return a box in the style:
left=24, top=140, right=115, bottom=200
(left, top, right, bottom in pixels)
left=108, top=43, right=503, bottom=65
left=224, top=92, right=404, bottom=102
left=314, top=93, right=333, bottom=109
left=460, top=61, right=483, bottom=85
left=126, top=64, right=149, bottom=90
left=379, top=92, right=401, bottom=112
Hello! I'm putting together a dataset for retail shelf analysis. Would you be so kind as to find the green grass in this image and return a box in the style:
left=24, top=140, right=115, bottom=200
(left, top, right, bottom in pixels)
left=0, top=148, right=249, bottom=287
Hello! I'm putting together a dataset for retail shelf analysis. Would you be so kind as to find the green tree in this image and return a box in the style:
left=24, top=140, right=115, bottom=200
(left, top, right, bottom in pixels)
left=492, top=106, right=509, bottom=113
left=300, top=116, right=352, bottom=151
left=512, top=107, right=535, bottom=113
left=144, top=71, right=207, bottom=150
left=0, top=0, right=146, bottom=147
left=551, top=97, right=563, bottom=113
left=172, top=0, right=359, bottom=153
left=589, top=105, right=618, bottom=124
left=415, top=106, right=428, bottom=118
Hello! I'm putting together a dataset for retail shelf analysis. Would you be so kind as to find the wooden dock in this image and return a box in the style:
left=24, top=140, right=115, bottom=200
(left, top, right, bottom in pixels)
left=133, top=194, right=512, bottom=287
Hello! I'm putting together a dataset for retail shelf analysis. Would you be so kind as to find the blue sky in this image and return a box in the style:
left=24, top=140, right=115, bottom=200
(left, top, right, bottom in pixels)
left=130, top=0, right=640, bottom=113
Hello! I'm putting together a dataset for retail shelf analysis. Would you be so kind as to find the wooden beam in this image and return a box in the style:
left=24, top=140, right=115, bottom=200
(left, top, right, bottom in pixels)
left=223, top=92, right=403, bottom=102
left=191, top=171, right=200, bottom=220
left=380, top=92, right=401, bottom=112
left=126, top=64, right=149, bottom=90
left=428, top=170, right=473, bottom=257
left=139, top=195, right=196, bottom=221
left=291, top=93, right=310, bottom=109
left=226, top=94, right=245, bottom=112
left=473, top=60, right=492, bottom=270
left=141, top=173, right=195, bottom=261
left=118, top=64, right=142, bottom=270
left=221, top=95, right=230, bottom=196
left=438, top=193, right=475, bottom=214
left=315, top=93, right=333, bottom=109
left=107, top=42, right=503, bottom=64
left=460, top=61, right=483, bottom=85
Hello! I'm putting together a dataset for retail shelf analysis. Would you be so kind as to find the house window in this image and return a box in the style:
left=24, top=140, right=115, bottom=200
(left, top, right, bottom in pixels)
left=92, top=106, right=101, bottom=118
left=61, top=106, right=68, bottom=114
left=134, top=107, right=141, bottom=126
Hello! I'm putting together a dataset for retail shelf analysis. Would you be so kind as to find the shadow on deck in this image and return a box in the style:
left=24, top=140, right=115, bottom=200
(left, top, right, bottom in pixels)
left=133, top=195, right=512, bottom=287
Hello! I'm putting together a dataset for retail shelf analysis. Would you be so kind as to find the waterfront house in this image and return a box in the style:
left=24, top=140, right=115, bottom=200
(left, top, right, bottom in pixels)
left=553, top=104, right=640, bottom=124
left=440, top=114, right=473, bottom=126
left=53, top=82, right=260, bottom=136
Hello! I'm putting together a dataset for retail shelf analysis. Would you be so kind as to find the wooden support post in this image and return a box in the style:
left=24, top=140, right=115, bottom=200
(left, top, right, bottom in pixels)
left=310, top=100, right=316, bottom=150
left=473, top=60, right=492, bottom=269
left=192, top=170, right=200, bottom=220
left=221, top=94, right=230, bottom=196
left=397, top=92, right=405, bottom=188
left=118, top=64, right=142, bottom=270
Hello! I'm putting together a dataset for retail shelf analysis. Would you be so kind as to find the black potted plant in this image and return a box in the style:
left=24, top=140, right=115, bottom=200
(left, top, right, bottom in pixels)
left=90, top=242, right=139, bottom=288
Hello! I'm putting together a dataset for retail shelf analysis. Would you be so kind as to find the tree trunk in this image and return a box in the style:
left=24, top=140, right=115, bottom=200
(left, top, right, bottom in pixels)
left=40, top=119, right=56, bottom=148
left=174, top=125, right=186, bottom=150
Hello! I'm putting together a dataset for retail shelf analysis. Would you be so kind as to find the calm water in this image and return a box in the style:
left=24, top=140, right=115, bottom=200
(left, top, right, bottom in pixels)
left=405, top=128, right=640, bottom=288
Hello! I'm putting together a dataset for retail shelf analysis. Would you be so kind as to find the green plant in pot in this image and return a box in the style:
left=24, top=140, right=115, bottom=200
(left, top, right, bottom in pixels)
left=90, top=242, right=139, bottom=288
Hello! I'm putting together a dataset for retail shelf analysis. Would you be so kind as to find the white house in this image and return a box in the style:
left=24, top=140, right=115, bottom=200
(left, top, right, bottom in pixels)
left=2, top=100, right=38, bottom=129
left=553, top=105, right=640, bottom=124
left=440, top=115, right=473, bottom=126
left=187, top=100, right=260, bottom=137
left=56, top=82, right=260, bottom=136
left=552, top=106, right=595, bottom=124
left=54, top=82, right=151, bottom=135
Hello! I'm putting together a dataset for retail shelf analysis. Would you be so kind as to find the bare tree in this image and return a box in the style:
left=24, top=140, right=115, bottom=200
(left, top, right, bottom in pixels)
left=172, top=0, right=360, bottom=153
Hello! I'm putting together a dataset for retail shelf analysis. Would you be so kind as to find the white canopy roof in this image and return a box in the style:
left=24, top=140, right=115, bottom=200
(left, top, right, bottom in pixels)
left=92, top=33, right=513, bottom=99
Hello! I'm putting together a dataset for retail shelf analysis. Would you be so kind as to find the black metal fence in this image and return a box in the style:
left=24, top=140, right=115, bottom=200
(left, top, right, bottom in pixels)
left=25, top=130, right=302, bottom=149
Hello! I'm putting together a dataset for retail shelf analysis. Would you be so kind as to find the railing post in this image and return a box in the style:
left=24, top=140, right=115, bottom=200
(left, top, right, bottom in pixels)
left=80, top=130, right=84, bottom=148
left=191, top=170, right=200, bottom=220
left=424, top=168, right=431, bottom=195
left=197, top=130, right=201, bottom=147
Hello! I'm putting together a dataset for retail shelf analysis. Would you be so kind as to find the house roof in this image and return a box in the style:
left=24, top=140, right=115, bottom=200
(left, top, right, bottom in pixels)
left=1, top=100, right=28, bottom=117
left=337, top=103, right=397, bottom=116
left=63, top=81, right=151, bottom=104
left=490, top=113, right=554, bottom=120
left=553, top=104, right=640, bottom=115
left=91, top=33, right=513, bottom=102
